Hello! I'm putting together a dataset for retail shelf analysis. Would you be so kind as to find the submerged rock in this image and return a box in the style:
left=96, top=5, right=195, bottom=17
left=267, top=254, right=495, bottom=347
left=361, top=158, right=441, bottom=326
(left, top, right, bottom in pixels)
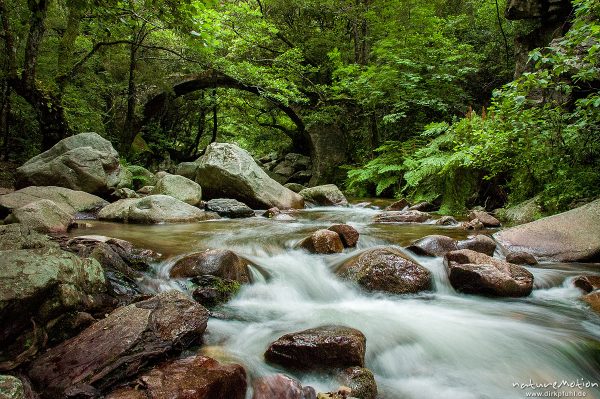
left=7, top=199, right=73, bottom=233
left=0, top=186, right=107, bottom=218
left=98, top=195, right=218, bottom=224
left=169, top=249, right=251, bottom=283
left=337, top=247, right=432, bottom=294
left=151, top=174, right=203, bottom=206
left=196, top=143, right=304, bottom=209
left=16, top=133, right=124, bottom=196
left=205, top=198, right=255, bottom=218
left=265, top=325, right=366, bottom=369
left=328, top=224, right=359, bottom=248
left=373, top=210, right=430, bottom=224
left=299, top=230, right=344, bottom=254
left=493, top=199, right=600, bottom=262
left=28, top=291, right=209, bottom=398
left=299, top=185, right=348, bottom=207
left=444, top=249, right=534, bottom=297
left=106, top=355, right=247, bottom=399
left=252, top=374, right=316, bottom=399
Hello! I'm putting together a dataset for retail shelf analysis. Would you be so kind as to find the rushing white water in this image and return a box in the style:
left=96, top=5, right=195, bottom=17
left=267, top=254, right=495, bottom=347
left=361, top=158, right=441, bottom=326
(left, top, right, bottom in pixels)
left=72, top=207, right=600, bottom=399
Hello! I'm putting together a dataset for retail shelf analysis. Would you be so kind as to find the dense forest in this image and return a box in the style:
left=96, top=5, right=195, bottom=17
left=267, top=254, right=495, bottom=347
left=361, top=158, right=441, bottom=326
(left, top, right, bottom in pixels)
left=1, top=0, right=599, bottom=214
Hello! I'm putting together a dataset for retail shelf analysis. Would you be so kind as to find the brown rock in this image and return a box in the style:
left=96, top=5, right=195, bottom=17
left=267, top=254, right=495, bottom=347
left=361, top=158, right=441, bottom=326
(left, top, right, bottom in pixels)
left=407, top=235, right=458, bottom=257
left=505, top=251, right=538, bottom=265
left=169, top=249, right=251, bottom=283
left=457, top=235, right=497, bottom=256
left=493, top=199, right=600, bottom=262
left=263, top=207, right=281, bottom=218
left=435, top=216, right=458, bottom=226
left=444, top=249, right=534, bottom=297
left=573, top=275, right=600, bottom=293
left=265, top=325, right=366, bottom=370
left=373, top=211, right=430, bottom=224
left=106, top=356, right=247, bottom=399
left=299, top=230, right=344, bottom=254
left=336, top=367, right=377, bottom=399
left=28, top=291, right=209, bottom=398
left=408, top=202, right=436, bottom=212
left=461, top=219, right=484, bottom=230
left=328, top=224, right=359, bottom=248
left=385, top=199, right=409, bottom=211
left=583, top=292, right=600, bottom=313
left=469, top=210, right=501, bottom=227
left=336, top=247, right=431, bottom=294
left=252, top=374, right=316, bottom=399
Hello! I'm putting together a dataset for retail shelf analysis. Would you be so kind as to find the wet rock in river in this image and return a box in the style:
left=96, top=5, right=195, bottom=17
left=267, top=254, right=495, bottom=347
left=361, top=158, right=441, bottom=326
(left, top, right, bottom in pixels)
left=336, top=367, right=377, bottom=399
left=299, top=184, right=348, bottom=207
left=460, top=218, right=484, bottom=230
left=493, top=199, right=600, bottom=262
left=337, top=247, right=432, bottom=294
left=444, top=249, right=534, bottom=297
left=151, top=173, right=203, bottom=206
left=263, top=207, right=281, bottom=218
left=28, top=291, right=209, bottom=398
left=435, top=215, right=458, bottom=226
left=205, top=198, right=255, bottom=218
left=106, top=355, right=247, bottom=399
left=169, top=249, right=251, bottom=283
left=468, top=210, right=501, bottom=227
left=573, top=275, right=600, bottom=293
left=98, top=195, right=218, bottom=224
left=373, top=210, right=430, bottom=224
left=385, top=198, right=409, bottom=211
left=195, top=143, right=304, bottom=209
left=456, top=235, right=497, bottom=256
left=192, top=275, right=242, bottom=307
left=505, top=251, right=538, bottom=265
left=265, top=325, right=366, bottom=370
left=299, top=229, right=344, bottom=254
left=408, top=201, right=436, bottom=212
left=407, top=235, right=458, bottom=257
left=328, top=224, right=359, bottom=248
left=583, top=292, right=600, bottom=313
left=252, top=374, right=316, bottom=399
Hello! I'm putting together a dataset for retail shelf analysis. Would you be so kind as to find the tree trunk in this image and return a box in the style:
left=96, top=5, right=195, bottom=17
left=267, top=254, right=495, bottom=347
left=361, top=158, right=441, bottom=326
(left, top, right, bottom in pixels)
left=0, top=80, right=10, bottom=160
left=190, top=91, right=206, bottom=158
left=210, top=88, right=218, bottom=143
left=123, top=42, right=138, bottom=151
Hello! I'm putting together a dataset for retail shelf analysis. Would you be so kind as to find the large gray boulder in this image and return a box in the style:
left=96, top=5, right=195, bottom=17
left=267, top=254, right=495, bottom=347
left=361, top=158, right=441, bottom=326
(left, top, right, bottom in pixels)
left=98, top=195, right=218, bottom=224
left=151, top=174, right=202, bottom=206
left=0, top=247, right=106, bottom=362
left=15, top=133, right=124, bottom=195
left=195, top=143, right=304, bottom=209
left=7, top=199, right=73, bottom=233
left=0, top=186, right=107, bottom=218
left=493, top=199, right=600, bottom=262
left=28, top=291, right=209, bottom=398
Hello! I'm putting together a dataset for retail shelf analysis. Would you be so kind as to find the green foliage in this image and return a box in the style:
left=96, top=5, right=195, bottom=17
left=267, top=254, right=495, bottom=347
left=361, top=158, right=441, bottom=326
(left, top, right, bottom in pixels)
left=349, top=0, right=600, bottom=213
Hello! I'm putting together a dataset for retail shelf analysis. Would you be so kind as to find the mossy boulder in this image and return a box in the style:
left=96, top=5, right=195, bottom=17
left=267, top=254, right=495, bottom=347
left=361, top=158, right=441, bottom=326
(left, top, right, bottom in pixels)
left=126, top=165, right=157, bottom=190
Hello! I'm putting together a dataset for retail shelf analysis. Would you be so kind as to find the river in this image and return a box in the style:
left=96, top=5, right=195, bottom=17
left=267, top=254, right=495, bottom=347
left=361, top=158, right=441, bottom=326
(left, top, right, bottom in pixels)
left=70, top=205, right=600, bottom=399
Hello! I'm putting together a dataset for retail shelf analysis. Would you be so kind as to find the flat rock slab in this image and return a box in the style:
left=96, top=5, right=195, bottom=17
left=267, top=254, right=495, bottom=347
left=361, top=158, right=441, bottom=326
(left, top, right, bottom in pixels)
left=0, top=186, right=107, bottom=217
left=28, top=291, right=209, bottom=397
left=444, top=249, right=534, bottom=297
left=373, top=211, right=430, bottom=224
left=205, top=198, right=255, bottom=218
left=493, top=199, right=600, bottom=262
left=265, top=325, right=366, bottom=370
left=106, top=356, right=247, bottom=399
left=98, top=195, right=219, bottom=224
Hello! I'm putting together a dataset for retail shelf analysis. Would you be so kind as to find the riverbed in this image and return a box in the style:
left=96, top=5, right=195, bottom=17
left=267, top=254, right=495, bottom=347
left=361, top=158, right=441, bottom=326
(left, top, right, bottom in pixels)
left=70, top=205, right=600, bottom=399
